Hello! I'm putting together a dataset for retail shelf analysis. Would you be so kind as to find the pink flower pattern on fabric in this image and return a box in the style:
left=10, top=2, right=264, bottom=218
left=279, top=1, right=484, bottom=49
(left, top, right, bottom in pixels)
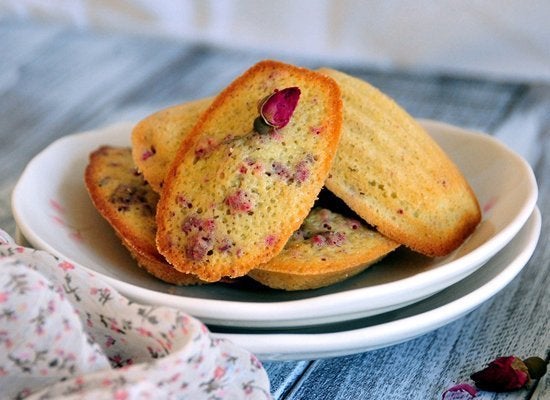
left=0, top=229, right=271, bottom=399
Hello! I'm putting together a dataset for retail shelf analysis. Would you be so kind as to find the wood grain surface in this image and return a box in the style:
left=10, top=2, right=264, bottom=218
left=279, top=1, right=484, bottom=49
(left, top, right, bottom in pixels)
left=0, top=18, right=547, bottom=399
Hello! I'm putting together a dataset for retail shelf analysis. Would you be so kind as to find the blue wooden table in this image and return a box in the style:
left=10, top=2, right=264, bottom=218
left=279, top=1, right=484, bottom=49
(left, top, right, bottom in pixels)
left=0, top=19, right=548, bottom=399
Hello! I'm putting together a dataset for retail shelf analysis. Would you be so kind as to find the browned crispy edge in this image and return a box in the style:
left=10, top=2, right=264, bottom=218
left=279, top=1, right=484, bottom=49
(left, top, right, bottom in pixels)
left=249, top=238, right=399, bottom=290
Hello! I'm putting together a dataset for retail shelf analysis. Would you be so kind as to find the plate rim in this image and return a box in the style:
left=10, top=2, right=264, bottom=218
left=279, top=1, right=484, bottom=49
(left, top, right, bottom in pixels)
left=11, top=119, right=539, bottom=326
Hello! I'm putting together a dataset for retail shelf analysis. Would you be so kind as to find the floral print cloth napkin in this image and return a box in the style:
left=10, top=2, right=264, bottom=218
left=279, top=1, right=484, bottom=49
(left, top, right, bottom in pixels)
left=0, top=229, right=271, bottom=399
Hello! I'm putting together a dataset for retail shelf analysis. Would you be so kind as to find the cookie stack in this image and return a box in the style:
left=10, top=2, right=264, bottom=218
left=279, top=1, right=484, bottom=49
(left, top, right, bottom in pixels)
left=85, top=60, right=480, bottom=290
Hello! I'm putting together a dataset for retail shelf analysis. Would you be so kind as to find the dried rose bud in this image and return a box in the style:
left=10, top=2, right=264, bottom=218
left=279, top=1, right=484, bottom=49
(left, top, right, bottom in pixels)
left=259, top=87, right=301, bottom=129
left=470, top=356, right=530, bottom=392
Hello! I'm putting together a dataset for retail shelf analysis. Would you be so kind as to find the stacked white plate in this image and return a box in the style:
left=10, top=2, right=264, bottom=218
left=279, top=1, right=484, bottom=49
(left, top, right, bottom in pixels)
left=12, top=120, right=540, bottom=360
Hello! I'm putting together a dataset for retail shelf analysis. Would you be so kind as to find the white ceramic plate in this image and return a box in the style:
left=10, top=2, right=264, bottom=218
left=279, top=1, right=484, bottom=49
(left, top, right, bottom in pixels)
left=12, top=120, right=538, bottom=327
left=213, top=208, right=541, bottom=360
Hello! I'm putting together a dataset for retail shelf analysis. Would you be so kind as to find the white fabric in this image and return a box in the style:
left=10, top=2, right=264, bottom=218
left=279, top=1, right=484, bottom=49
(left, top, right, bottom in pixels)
left=0, top=229, right=271, bottom=399
left=1, top=0, right=549, bottom=82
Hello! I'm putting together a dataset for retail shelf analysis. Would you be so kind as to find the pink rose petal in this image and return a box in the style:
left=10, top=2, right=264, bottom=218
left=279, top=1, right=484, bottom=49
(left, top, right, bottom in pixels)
left=442, top=383, right=477, bottom=399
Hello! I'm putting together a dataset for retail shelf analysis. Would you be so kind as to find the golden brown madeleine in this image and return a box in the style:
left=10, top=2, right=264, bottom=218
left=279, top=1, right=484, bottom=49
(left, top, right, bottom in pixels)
left=248, top=207, right=399, bottom=290
left=319, top=68, right=481, bottom=256
left=84, top=146, right=203, bottom=285
left=131, top=97, right=212, bottom=192
left=156, top=60, right=343, bottom=282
